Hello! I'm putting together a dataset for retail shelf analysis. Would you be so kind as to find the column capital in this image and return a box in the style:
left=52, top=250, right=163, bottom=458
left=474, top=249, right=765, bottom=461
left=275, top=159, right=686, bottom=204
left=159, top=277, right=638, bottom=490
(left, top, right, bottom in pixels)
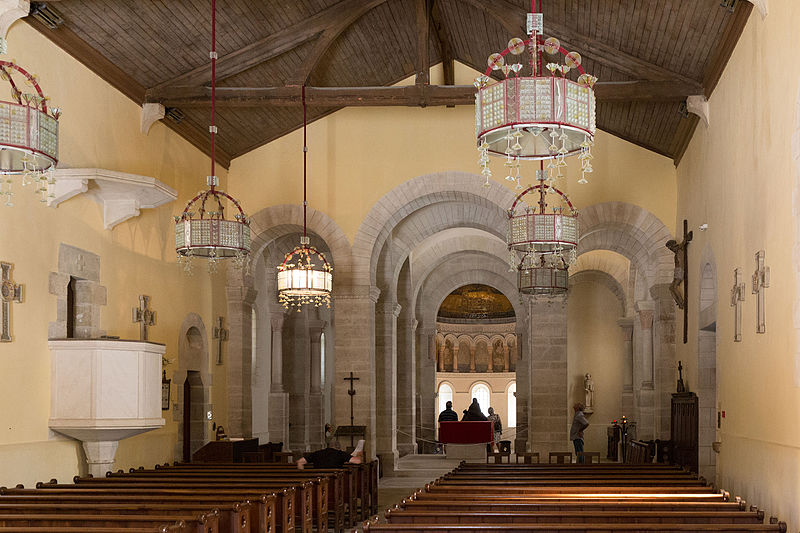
left=377, top=301, right=402, bottom=317
left=270, top=314, right=285, bottom=331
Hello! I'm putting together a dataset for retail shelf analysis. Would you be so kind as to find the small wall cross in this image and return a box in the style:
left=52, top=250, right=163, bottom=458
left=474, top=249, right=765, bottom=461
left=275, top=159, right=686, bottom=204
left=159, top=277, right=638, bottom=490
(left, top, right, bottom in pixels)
left=730, top=268, right=746, bottom=342
left=213, top=316, right=228, bottom=365
left=0, top=262, right=23, bottom=342
left=132, top=295, right=156, bottom=341
left=752, top=250, right=770, bottom=334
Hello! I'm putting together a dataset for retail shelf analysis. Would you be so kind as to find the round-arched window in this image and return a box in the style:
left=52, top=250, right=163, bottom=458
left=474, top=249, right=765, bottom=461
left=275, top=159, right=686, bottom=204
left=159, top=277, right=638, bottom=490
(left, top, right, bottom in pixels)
left=470, top=383, right=491, bottom=415
left=507, top=382, right=517, bottom=428
left=438, top=382, right=453, bottom=415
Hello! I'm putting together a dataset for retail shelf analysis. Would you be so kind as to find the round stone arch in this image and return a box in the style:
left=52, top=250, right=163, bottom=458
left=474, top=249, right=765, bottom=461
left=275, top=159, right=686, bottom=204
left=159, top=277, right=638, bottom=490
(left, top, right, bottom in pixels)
left=173, top=313, right=212, bottom=461
left=569, top=269, right=628, bottom=316
left=351, top=171, right=516, bottom=286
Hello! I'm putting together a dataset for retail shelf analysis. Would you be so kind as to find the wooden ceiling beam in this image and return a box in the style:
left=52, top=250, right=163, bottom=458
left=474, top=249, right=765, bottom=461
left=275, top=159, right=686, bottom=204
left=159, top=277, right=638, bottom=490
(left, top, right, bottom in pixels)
left=148, top=80, right=701, bottom=108
left=25, top=16, right=232, bottom=168
left=461, top=0, right=701, bottom=87
left=431, top=0, right=455, bottom=89
left=287, top=0, right=389, bottom=86
left=415, top=0, right=430, bottom=86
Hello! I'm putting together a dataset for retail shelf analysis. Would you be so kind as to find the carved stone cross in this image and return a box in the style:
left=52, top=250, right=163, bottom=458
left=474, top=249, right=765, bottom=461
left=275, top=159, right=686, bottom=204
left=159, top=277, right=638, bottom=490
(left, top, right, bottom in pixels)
left=751, top=250, right=770, bottom=334
left=731, top=268, right=746, bottom=342
left=132, top=295, right=156, bottom=341
left=213, top=316, right=228, bottom=365
left=0, top=262, right=23, bottom=342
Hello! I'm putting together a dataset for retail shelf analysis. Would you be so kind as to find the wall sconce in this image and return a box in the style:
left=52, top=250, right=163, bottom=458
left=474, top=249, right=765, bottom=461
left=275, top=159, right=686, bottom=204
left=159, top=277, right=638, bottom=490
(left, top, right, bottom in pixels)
left=161, top=370, right=171, bottom=411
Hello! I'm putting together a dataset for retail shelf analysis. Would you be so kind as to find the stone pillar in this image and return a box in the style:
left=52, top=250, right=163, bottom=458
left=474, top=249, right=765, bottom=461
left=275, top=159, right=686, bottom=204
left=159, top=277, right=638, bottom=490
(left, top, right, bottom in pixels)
left=269, top=312, right=290, bottom=444
left=618, top=317, right=635, bottom=417
left=226, top=284, right=258, bottom=438
left=503, top=344, right=510, bottom=372
left=651, top=283, right=677, bottom=439
left=514, top=321, right=530, bottom=452
left=417, top=326, right=437, bottom=453
left=397, top=316, right=417, bottom=457
left=528, top=297, right=568, bottom=457
left=487, top=344, right=494, bottom=372
left=333, top=285, right=379, bottom=460
left=437, top=343, right=445, bottom=371
left=635, top=301, right=655, bottom=439
left=452, top=344, right=459, bottom=372
left=308, top=319, right=326, bottom=449
left=469, top=345, right=476, bottom=372
left=375, top=300, right=400, bottom=473
left=82, top=441, right=119, bottom=478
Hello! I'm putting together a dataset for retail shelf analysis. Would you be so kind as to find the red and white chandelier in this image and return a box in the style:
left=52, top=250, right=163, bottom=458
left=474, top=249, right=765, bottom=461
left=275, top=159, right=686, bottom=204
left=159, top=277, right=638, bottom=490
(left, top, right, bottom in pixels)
left=174, top=0, right=250, bottom=273
left=508, top=170, right=578, bottom=296
left=0, top=61, right=60, bottom=206
left=475, top=0, right=597, bottom=189
left=276, top=86, right=332, bottom=311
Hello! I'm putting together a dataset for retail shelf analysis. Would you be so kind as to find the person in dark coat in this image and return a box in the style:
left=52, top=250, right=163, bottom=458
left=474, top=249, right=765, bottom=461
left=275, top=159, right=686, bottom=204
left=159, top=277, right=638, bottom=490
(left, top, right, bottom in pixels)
left=438, top=400, right=459, bottom=422
left=462, top=398, right=488, bottom=421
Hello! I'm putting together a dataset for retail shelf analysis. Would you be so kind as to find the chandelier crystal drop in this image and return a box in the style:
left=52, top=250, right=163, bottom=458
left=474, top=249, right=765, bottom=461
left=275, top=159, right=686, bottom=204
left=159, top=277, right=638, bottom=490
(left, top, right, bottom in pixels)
left=174, top=0, right=250, bottom=273
left=475, top=0, right=597, bottom=186
left=508, top=169, right=578, bottom=296
left=0, top=60, right=60, bottom=207
left=276, top=86, right=332, bottom=311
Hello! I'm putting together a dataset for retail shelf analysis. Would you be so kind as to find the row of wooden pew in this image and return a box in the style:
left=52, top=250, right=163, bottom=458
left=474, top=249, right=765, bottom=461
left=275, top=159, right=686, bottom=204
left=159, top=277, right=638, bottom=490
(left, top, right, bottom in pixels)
left=0, top=459, right=378, bottom=533
left=364, top=462, right=788, bottom=533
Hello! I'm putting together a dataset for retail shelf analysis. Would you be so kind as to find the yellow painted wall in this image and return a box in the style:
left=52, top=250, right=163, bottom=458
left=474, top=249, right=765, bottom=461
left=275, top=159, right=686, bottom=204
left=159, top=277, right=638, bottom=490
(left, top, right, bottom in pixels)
left=675, top=2, right=800, bottom=528
left=567, top=281, right=625, bottom=454
left=229, top=62, right=678, bottom=242
left=0, top=22, right=227, bottom=487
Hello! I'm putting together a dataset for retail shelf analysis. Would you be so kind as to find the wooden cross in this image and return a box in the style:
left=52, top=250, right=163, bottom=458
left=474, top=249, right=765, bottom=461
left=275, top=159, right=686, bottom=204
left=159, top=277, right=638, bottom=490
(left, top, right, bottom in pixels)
left=731, top=268, right=746, bottom=342
left=213, top=316, right=228, bottom=365
left=344, top=371, right=360, bottom=447
left=666, top=219, right=693, bottom=344
left=751, top=250, right=770, bottom=334
left=131, top=295, right=156, bottom=341
left=0, top=262, right=23, bottom=342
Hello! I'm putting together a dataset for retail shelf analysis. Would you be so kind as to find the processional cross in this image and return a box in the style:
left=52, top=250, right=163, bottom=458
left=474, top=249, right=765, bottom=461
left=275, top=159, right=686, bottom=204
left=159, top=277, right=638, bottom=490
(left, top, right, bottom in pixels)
left=752, top=250, right=770, bottom=334
left=132, top=295, right=156, bottom=341
left=666, top=219, right=693, bottom=344
left=731, top=268, right=746, bottom=342
left=213, top=316, right=228, bottom=365
left=0, top=262, right=23, bottom=342
left=344, top=371, right=360, bottom=447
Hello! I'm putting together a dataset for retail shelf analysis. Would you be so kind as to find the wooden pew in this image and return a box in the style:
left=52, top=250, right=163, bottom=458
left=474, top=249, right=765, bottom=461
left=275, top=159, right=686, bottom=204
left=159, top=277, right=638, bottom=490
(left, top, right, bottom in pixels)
left=362, top=522, right=787, bottom=532
left=0, top=510, right=218, bottom=533
left=0, top=527, right=185, bottom=533
left=2, top=486, right=287, bottom=533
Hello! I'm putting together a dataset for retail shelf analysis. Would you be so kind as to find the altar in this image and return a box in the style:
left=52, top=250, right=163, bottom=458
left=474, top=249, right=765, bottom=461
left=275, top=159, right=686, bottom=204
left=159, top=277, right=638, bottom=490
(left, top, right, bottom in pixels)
left=439, top=421, right=493, bottom=461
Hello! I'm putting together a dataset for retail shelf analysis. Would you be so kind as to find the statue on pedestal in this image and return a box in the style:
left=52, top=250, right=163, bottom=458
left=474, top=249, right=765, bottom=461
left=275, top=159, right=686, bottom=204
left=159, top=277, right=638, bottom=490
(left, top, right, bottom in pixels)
left=584, top=373, right=595, bottom=413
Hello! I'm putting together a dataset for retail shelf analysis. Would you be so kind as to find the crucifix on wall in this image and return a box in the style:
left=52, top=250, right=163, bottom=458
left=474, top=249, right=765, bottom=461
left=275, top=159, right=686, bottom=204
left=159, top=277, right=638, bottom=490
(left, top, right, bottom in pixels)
left=752, top=250, right=770, bottom=334
left=665, top=219, right=693, bottom=344
left=132, top=295, right=156, bottom=341
left=213, top=316, right=228, bottom=365
left=0, top=261, right=23, bottom=342
left=344, top=371, right=360, bottom=448
left=731, top=268, right=746, bottom=342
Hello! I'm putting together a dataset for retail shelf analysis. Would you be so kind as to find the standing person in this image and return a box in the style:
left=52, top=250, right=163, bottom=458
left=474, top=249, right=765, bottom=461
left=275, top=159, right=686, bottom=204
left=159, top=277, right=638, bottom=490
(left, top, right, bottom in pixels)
left=487, top=407, right=502, bottom=452
left=438, top=400, right=459, bottom=422
left=462, top=398, right=488, bottom=421
left=570, top=402, right=590, bottom=463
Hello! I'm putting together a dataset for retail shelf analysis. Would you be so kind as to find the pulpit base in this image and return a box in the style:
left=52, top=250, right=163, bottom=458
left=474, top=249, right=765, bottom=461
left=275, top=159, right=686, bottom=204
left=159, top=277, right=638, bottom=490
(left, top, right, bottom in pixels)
left=445, top=443, right=487, bottom=461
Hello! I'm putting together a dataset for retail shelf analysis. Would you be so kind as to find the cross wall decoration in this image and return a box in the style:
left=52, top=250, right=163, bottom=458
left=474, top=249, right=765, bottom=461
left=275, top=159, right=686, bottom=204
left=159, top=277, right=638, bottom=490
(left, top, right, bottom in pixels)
left=731, top=268, right=745, bottom=343
left=752, top=250, right=769, bottom=334
left=0, top=262, right=23, bottom=342
left=132, top=295, right=156, bottom=341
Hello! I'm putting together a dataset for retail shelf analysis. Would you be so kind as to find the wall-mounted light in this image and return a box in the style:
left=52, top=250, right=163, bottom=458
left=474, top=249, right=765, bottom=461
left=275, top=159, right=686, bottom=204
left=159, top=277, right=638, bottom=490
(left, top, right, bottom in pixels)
left=699, top=224, right=708, bottom=231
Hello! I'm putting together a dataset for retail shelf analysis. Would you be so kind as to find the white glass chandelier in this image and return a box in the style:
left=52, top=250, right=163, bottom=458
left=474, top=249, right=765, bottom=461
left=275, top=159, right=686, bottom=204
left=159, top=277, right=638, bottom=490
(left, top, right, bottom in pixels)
left=174, top=0, right=250, bottom=273
left=508, top=170, right=578, bottom=296
left=276, top=86, right=332, bottom=311
left=475, top=0, right=597, bottom=189
left=0, top=60, right=60, bottom=206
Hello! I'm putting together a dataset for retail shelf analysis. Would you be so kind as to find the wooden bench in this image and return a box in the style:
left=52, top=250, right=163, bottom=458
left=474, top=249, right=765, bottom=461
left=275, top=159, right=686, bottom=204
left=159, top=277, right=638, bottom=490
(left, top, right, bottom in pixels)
left=0, top=527, right=185, bottom=533
left=514, top=452, right=539, bottom=464
left=548, top=452, right=572, bottom=464
left=577, top=452, right=601, bottom=464
left=0, top=511, right=217, bottom=533
left=362, top=522, right=787, bottom=532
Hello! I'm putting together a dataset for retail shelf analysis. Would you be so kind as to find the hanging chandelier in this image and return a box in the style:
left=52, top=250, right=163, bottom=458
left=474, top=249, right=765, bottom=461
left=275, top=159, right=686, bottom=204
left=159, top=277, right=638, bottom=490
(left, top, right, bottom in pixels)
left=475, top=0, right=597, bottom=189
left=174, top=0, right=250, bottom=274
left=0, top=60, right=60, bottom=207
left=276, top=86, right=332, bottom=311
left=508, top=170, right=578, bottom=296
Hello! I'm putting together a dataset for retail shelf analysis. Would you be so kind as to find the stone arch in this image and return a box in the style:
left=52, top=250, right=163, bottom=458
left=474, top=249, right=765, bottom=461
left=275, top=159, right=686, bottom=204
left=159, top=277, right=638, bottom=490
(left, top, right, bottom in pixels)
left=174, top=313, right=211, bottom=461
left=569, top=269, right=628, bottom=316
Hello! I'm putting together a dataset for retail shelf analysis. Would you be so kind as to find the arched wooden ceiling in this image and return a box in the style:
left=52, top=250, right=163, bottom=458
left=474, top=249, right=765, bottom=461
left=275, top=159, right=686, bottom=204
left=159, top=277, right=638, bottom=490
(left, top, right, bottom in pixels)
left=28, top=0, right=752, bottom=167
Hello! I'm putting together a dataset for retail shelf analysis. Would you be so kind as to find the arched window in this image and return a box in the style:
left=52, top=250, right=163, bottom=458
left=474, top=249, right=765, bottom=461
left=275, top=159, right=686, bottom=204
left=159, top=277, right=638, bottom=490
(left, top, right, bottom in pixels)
left=438, top=383, right=453, bottom=415
left=470, top=383, right=491, bottom=415
left=507, top=382, right=517, bottom=428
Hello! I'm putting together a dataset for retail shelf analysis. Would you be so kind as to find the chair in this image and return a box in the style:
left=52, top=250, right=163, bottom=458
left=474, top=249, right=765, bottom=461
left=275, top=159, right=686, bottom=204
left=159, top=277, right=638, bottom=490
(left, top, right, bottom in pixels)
left=515, top=451, right=539, bottom=464
left=578, top=451, right=601, bottom=464
left=549, top=451, right=573, bottom=464
left=498, top=440, right=511, bottom=454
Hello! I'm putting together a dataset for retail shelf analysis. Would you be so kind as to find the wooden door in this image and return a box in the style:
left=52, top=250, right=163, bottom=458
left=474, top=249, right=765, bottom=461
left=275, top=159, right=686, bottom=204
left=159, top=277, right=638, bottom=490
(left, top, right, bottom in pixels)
left=670, top=392, right=698, bottom=472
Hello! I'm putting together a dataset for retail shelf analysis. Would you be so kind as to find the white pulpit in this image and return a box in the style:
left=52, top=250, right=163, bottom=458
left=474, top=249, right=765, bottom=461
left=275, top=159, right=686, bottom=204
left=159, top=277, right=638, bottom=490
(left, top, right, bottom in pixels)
left=48, top=339, right=166, bottom=477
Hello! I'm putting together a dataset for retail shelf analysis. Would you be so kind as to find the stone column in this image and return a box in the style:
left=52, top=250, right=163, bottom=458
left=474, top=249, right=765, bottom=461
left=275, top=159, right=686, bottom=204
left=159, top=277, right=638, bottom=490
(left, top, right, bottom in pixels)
left=452, top=344, right=459, bottom=372
left=437, top=343, right=445, bottom=371
left=417, top=326, right=437, bottom=453
left=487, top=344, right=494, bottom=372
left=635, top=301, right=655, bottom=439
left=396, top=316, right=417, bottom=457
left=469, top=345, right=476, bottom=372
left=308, top=319, right=326, bottom=449
left=269, top=312, right=290, bottom=444
left=375, top=300, right=400, bottom=474
left=618, top=317, right=635, bottom=417
left=651, top=283, right=677, bottom=439
left=528, top=297, right=568, bottom=457
left=514, top=314, right=530, bottom=452
left=226, top=284, right=258, bottom=438
left=333, top=285, right=379, bottom=460
left=503, top=344, right=510, bottom=372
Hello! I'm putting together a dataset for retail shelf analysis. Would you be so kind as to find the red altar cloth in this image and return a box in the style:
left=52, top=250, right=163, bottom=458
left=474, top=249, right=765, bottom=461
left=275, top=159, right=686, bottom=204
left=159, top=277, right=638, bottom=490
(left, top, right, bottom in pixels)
left=439, top=421, right=493, bottom=444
